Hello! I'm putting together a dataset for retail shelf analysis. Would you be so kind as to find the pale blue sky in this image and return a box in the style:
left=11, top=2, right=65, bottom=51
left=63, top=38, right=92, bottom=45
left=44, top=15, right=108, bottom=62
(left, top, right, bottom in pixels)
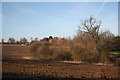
left=2, top=2, right=118, bottom=42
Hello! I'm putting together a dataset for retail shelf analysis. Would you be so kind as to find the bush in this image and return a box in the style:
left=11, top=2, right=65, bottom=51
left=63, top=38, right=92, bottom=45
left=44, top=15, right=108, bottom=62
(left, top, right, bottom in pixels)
left=73, top=35, right=99, bottom=63
left=30, top=41, right=52, bottom=59
left=50, top=44, right=72, bottom=60
left=30, top=42, right=41, bottom=57
left=36, top=45, right=52, bottom=59
left=99, top=52, right=109, bottom=63
left=54, top=47, right=72, bottom=60
left=49, top=38, right=72, bottom=60
left=30, top=39, right=72, bottom=60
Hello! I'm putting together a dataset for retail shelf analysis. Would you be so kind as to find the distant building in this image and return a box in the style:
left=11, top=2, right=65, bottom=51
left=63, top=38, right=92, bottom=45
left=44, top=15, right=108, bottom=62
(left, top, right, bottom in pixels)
left=40, top=37, right=49, bottom=42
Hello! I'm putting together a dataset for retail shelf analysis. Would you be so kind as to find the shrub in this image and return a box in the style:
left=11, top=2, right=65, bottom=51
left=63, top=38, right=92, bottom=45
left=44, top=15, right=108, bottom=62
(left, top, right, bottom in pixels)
left=50, top=45, right=72, bottom=61
left=30, top=42, right=41, bottom=57
left=50, top=38, right=72, bottom=60
left=99, top=52, right=109, bottom=63
left=107, top=53, right=119, bottom=65
left=73, top=35, right=99, bottom=63
left=54, top=47, right=72, bottom=60
left=30, top=41, right=52, bottom=59
left=36, top=45, right=52, bottom=59
left=30, top=39, right=72, bottom=60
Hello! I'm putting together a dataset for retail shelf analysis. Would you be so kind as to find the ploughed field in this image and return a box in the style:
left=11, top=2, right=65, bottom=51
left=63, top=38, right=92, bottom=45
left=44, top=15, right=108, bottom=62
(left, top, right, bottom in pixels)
left=2, top=45, right=31, bottom=60
left=2, top=45, right=120, bottom=79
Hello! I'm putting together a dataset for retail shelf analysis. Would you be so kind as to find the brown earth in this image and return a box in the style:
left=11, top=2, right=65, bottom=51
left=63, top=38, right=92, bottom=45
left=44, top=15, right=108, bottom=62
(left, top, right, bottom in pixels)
left=2, top=45, right=120, bottom=79
left=2, top=45, right=31, bottom=60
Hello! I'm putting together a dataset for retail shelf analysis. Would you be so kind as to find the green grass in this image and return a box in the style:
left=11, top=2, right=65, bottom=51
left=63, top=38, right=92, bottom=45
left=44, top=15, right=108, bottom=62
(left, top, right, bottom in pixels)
left=108, top=52, right=120, bottom=58
left=108, top=52, right=120, bottom=55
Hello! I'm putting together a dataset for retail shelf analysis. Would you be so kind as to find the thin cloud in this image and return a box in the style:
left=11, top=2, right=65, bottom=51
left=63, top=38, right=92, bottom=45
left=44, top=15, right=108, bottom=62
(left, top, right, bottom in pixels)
left=16, top=5, right=38, bottom=14
left=95, top=0, right=108, bottom=17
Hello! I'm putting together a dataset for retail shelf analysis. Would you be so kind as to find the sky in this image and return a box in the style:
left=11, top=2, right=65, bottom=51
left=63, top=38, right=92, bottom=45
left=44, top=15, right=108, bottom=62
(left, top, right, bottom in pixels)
left=118, top=2, right=120, bottom=36
left=2, top=2, right=118, bottom=42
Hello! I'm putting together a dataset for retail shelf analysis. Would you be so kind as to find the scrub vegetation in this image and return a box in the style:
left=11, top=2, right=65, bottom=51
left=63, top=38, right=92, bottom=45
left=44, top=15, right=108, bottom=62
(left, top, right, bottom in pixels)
left=30, top=16, right=120, bottom=64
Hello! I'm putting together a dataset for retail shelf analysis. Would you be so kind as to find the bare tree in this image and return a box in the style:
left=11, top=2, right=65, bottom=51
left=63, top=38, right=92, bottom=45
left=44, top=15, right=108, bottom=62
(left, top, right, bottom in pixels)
left=78, top=16, right=101, bottom=43
left=20, top=37, right=28, bottom=44
left=16, top=40, right=20, bottom=44
left=2, top=39, right=4, bottom=44
left=8, top=37, right=15, bottom=44
left=30, top=37, right=33, bottom=43
left=34, top=37, right=39, bottom=42
left=98, top=30, right=115, bottom=51
left=74, top=16, right=104, bottom=62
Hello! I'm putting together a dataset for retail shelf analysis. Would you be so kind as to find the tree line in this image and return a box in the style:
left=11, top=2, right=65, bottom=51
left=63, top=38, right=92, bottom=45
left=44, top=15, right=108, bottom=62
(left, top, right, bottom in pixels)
left=1, top=36, right=59, bottom=45
left=1, top=37, right=39, bottom=44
